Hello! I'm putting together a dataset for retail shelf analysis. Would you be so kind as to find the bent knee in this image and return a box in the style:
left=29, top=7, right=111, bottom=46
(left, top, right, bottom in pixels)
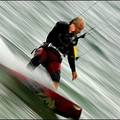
left=50, top=72, right=60, bottom=82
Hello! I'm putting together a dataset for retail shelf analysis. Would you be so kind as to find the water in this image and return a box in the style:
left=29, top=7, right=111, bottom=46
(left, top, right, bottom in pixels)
left=0, top=1, right=120, bottom=119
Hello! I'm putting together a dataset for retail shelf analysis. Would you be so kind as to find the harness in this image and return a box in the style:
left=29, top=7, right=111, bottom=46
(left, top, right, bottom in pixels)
left=31, top=33, right=86, bottom=60
left=31, top=43, right=62, bottom=63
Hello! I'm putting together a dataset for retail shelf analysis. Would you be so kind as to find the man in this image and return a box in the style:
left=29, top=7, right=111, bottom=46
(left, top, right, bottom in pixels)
left=27, top=16, right=85, bottom=89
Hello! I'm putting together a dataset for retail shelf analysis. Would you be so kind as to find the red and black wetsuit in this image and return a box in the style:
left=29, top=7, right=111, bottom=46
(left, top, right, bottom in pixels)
left=28, top=21, right=77, bottom=82
left=46, top=21, right=76, bottom=73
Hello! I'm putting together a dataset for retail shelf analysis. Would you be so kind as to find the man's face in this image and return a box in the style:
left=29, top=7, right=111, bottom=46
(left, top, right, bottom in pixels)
left=74, top=22, right=84, bottom=34
left=69, top=21, right=85, bottom=35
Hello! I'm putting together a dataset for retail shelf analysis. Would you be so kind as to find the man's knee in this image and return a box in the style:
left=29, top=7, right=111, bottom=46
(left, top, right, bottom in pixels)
left=27, top=56, right=41, bottom=70
left=31, top=56, right=41, bottom=66
left=50, top=71, right=60, bottom=83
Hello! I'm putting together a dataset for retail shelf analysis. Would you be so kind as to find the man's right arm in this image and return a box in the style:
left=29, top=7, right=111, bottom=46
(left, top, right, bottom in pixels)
left=46, top=22, right=60, bottom=43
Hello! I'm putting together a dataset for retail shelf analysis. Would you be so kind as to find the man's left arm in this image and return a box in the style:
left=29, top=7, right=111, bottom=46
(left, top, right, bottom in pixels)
left=67, top=46, right=77, bottom=80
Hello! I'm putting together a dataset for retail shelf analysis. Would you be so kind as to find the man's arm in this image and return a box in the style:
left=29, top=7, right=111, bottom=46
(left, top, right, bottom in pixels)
left=67, top=46, right=77, bottom=80
left=46, top=22, right=62, bottom=43
left=46, top=26, right=57, bottom=43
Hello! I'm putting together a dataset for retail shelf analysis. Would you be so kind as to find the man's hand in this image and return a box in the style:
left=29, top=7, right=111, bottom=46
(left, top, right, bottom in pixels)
left=79, top=32, right=87, bottom=38
left=72, top=71, right=77, bottom=80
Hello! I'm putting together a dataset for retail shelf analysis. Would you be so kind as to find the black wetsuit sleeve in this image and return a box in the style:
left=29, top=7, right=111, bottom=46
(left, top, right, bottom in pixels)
left=46, top=28, right=56, bottom=43
left=46, top=22, right=60, bottom=43
left=67, top=46, right=76, bottom=72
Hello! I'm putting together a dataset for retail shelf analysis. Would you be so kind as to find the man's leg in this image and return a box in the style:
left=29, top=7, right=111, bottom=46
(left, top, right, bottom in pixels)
left=27, top=48, right=47, bottom=71
left=27, top=55, right=41, bottom=70
left=50, top=72, right=60, bottom=89
left=47, top=62, right=61, bottom=89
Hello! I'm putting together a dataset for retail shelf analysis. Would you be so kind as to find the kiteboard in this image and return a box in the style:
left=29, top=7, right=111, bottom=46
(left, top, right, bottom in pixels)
left=0, top=64, right=82, bottom=119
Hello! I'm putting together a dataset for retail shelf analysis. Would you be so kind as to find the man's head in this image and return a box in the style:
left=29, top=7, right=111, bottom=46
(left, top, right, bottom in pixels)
left=69, top=17, right=85, bottom=34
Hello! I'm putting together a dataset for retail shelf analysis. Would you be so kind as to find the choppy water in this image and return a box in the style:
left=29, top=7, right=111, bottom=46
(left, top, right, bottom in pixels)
left=0, top=1, right=120, bottom=119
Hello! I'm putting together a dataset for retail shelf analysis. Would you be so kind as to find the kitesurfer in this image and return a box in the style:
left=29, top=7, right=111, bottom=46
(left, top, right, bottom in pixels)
left=27, top=16, right=86, bottom=89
